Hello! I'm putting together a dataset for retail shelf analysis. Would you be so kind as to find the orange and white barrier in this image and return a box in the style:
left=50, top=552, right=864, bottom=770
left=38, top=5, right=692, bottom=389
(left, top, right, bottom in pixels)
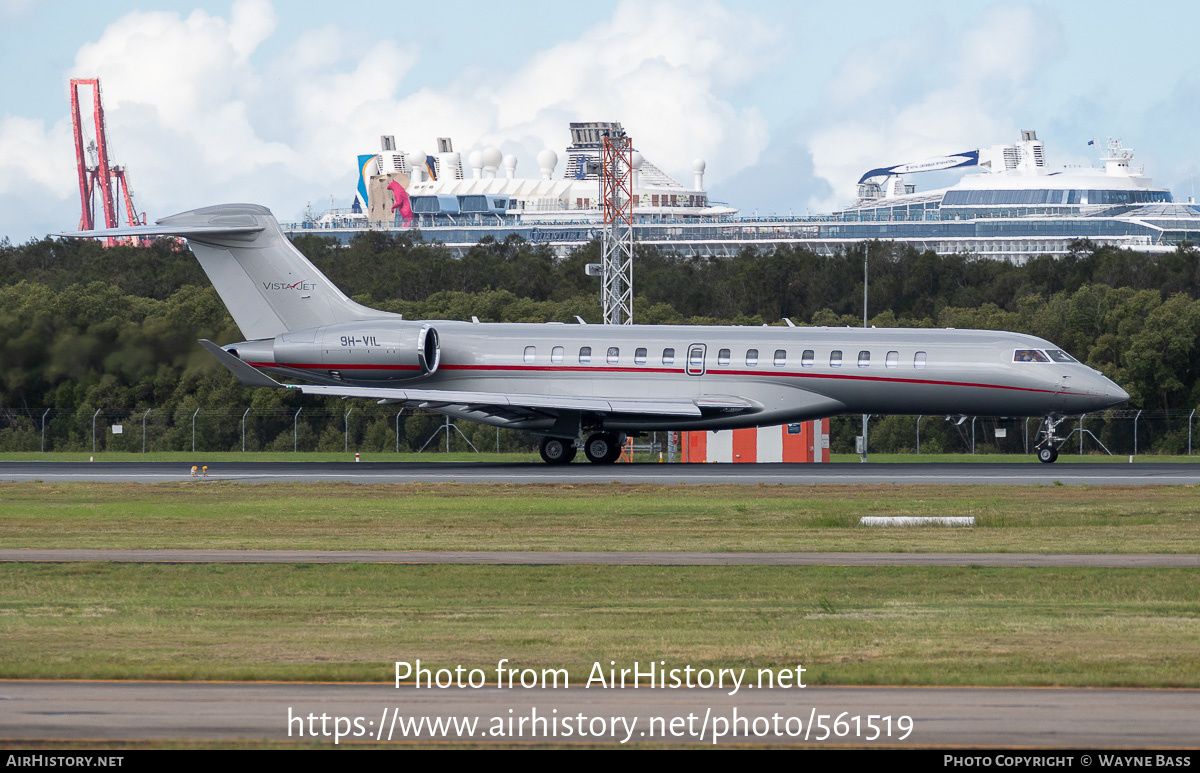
left=681, top=420, right=829, bottom=463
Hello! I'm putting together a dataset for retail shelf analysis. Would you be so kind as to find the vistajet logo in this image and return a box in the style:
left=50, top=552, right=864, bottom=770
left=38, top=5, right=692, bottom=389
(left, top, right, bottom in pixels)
left=262, top=280, right=317, bottom=291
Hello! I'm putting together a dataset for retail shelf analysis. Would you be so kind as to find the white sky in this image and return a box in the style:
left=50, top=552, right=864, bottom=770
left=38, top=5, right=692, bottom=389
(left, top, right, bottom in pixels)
left=2, top=0, right=1198, bottom=242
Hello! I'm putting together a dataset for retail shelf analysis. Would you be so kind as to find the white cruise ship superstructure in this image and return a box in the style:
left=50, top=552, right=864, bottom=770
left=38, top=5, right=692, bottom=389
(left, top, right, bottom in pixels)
left=287, top=126, right=1200, bottom=260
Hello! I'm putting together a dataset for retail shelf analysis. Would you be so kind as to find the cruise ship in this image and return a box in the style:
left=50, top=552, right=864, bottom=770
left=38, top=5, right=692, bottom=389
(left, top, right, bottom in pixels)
left=285, top=126, right=1200, bottom=261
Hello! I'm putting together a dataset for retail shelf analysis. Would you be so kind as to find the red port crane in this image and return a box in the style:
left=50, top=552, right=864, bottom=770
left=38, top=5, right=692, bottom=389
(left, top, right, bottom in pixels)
left=69, top=78, right=146, bottom=244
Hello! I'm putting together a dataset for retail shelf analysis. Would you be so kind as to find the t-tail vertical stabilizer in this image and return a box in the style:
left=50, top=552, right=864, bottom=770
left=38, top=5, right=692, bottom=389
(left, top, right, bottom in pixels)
left=59, top=204, right=397, bottom=339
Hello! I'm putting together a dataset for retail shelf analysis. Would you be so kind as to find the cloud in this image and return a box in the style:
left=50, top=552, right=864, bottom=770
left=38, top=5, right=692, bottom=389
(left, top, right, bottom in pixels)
left=277, top=0, right=779, bottom=188
left=0, top=114, right=80, bottom=243
left=0, top=0, right=780, bottom=241
left=804, top=4, right=1062, bottom=212
left=0, top=116, right=75, bottom=198
left=472, top=0, right=777, bottom=183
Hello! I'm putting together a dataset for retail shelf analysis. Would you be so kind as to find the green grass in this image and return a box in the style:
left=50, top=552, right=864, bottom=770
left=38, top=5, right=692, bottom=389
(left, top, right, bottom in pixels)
left=1, top=563, right=1195, bottom=687
left=830, top=453, right=1200, bottom=463
left=2, top=481, right=1198, bottom=553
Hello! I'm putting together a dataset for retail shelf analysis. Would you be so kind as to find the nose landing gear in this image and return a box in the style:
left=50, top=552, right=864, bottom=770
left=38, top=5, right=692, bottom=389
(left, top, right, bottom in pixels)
left=1034, top=415, right=1067, bottom=463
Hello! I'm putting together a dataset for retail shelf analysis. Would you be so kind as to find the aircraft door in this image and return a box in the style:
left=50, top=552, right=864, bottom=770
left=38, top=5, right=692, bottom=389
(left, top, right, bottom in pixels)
left=686, top=344, right=707, bottom=376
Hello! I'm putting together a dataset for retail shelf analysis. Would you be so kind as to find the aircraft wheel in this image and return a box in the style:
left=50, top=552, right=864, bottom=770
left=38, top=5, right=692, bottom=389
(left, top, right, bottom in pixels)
left=1037, top=447, right=1058, bottom=464
left=584, top=432, right=621, bottom=463
left=539, top=437, right=576, bottom=464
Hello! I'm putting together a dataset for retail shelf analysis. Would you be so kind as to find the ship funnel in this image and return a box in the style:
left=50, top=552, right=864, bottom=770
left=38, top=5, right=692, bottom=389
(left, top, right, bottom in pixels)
left=407, top=151, right=426, bottom=182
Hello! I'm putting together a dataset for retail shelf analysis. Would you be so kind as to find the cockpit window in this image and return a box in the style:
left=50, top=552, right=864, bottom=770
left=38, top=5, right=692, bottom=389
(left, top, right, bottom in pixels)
left=1045, top=349, right=1077, bottom=363
left=1014, top=349, right=1050, bottom=363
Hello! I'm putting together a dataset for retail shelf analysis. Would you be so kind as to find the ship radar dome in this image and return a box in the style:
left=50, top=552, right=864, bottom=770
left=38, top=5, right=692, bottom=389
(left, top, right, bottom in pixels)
left=481, top=146, right=503, bottom=176
left=631, top=151, right=644, bottom=169
left=537, top=149, right=558, bottom=179
left=692, top=158, right=706, bottom=172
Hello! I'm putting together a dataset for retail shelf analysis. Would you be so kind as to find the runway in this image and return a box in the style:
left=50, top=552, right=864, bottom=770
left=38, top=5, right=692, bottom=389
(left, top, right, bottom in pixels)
left=1, top=680, right=1195, bottom=746
left=1, top=549, right=1195, bottom=567
left=3, top=460, right=1200, bottom=485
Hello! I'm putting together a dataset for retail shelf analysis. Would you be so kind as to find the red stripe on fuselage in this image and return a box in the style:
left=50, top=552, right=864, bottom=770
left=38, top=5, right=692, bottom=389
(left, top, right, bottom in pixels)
left=250, top=361, right=1077, bottom=395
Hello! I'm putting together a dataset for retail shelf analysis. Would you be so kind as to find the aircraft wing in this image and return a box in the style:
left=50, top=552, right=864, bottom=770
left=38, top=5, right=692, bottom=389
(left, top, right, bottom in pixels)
left=200, top=340, right=755, bottom=417
left=286, top=383, right=711, bottom=416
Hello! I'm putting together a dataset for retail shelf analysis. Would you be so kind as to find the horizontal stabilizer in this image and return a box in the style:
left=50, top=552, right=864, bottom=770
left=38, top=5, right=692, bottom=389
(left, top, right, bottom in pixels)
left=55, top=224, right=263, bottom=240
left=199, top=340, right=284, bottom=388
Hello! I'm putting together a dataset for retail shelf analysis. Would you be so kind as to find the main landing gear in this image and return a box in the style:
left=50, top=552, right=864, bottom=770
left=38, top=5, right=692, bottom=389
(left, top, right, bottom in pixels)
left=1034, top=415, right=1066, bottom=463
left=538, top=436, right=576, bottom=464
left=538, top=432, right=625, bottom=464
left=583, top=432, right=624, bottom=464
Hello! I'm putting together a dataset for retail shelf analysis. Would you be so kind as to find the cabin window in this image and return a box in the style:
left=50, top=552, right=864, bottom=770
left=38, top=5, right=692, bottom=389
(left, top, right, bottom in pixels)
left=579, top=346, right=591, bottom=364
left=634, top=347, right=647, bottom=364
left=1013, top=349, right=1049, bottom=363
left=914, top=351, right=927, bottom=369
left=746, top=349, right=759, bottom=366
left=801, top=349, right=814, bottom=367
left=830, top=350, right=843, bottom=367
left=858, top=351, right=870, bottom=368
left=689, top=347, right=705, bottom=367
left=886, top=351, right=899, bottom=368
left=607, top=347, right=619, bottom=364
left=774, top=349, right=787, bottom=367
left=523, top=346, right=536, bottom=364
left=551, top=346, right=564, bottom=364
left=717, top=348, right=730, bottom=366
left=662, top=348, right=675, bottom=365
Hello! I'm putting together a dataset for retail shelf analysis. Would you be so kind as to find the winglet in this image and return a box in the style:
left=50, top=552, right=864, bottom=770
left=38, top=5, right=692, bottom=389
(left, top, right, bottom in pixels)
left=199, top=339, right=283, bottom=388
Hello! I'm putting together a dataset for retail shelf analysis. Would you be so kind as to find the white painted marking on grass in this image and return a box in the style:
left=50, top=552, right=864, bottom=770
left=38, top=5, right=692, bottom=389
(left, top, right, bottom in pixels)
left=860, top=516, right=975, bottom=526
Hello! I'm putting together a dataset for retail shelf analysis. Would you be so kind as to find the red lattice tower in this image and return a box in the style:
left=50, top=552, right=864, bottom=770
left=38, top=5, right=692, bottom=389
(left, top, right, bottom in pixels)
left=599, top=129, right=634, bottom=324
left=70, top=78, right=146, bottom=244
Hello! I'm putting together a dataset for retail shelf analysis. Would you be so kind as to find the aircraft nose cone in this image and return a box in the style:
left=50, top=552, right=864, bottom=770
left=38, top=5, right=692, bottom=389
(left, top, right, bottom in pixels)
left=1060, top=371, right=1128, bottom=411
left=1108, top=382, right=1130, bottom=405
left=1092, top=375, right=1129, bottom=409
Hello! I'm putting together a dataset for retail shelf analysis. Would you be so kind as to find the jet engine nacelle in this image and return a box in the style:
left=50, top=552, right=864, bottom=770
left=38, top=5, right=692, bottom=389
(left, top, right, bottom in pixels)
left=227, top=320, right=440, bottom=381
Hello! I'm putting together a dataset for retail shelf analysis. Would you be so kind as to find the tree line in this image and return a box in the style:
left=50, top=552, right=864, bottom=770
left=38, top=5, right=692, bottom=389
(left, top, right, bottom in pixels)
left=1, top=232, right=1197, bottom=454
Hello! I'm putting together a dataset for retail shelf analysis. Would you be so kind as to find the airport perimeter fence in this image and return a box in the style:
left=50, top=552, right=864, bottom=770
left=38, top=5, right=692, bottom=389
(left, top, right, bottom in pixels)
left=0, top=405, right=542, bottom=455
left=831, top=409, right=1200, bottom=457
left=0, top=406, right=1197, bottom=458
